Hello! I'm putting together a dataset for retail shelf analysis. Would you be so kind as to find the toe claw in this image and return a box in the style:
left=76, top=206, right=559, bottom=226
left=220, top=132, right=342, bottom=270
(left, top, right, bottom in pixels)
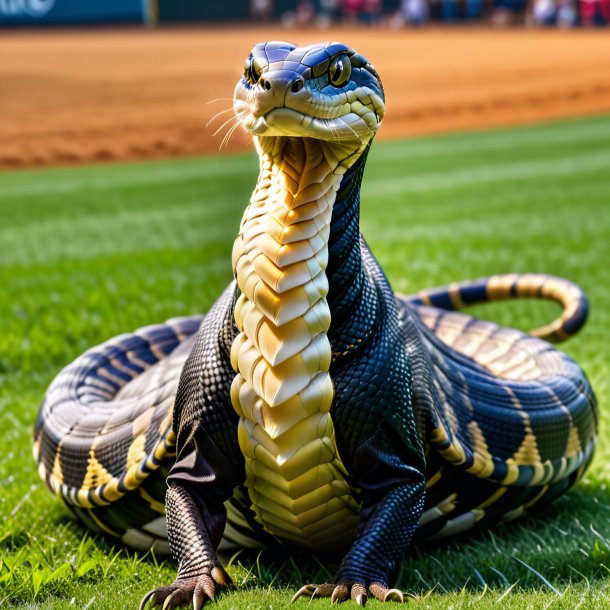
left=211, top=566, right=232, bottom=587
left=201, top=575, right=215, bottom=601
left=352, top=584, right=367, bottom=607
left=369, top=583, right=406, bottom=603
left=331, top=584, right=348, bottom=603
left=291, top=584, right=317, bottom=603
left=139, top=590, right=155, bottom=610
left=314, top=584, right=336, bottom=598
left=384, top=588, right=404, bottom=603
left=143, top=567, right=230, bottom=610
left=193, top=588, right=204, bottom=610
left=162, top=592, right=175, bottom=610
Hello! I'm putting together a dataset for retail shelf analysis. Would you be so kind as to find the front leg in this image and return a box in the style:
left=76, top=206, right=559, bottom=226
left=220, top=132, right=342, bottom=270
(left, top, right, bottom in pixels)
left=140, top=287, right=241, bottom=609
left=338, top=479, right=425, bottom=603
left=140, top=484, right=231, bottom=610
left=293, top=478, right=425, bottom=605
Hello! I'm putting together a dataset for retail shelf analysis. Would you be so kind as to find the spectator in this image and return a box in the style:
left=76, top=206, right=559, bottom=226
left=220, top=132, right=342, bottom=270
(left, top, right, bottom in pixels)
left=250, top=0, right=272, bottom=20
left=441, top=0, right=483, bottom=20
left=295, top=0, right=315, bottom=24
left=401, top=0, right=429, bottom=23
left=492, top=0, right=527, bottom=24
left=362, top=0, right=383, bottom=22
left=317, top=0, right=341, bottom=25
left=441, top=0, right=458, bottom=20
left=280, top=0, right=315, bottom=27
left=556, top=0, right=577, bottom=24
left=580, top=0, right=610, bottom=24
left=532, top=0, right=556, bottom=23
left=343, top=0, right=365, bottom=22
left=383, top=0, right=405, bottom=26
left=466, top=0, right=483, bottom=18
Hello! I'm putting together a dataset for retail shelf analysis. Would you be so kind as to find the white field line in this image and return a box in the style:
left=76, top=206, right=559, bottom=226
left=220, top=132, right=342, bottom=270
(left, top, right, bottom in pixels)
left=364, top=149, right=610, bottom=196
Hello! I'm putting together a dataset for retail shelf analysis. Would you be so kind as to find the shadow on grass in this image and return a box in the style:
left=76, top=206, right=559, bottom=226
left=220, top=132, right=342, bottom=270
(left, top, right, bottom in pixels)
left=5, top=478, right=607, bottom=607
left=216, top=488, right=610, bottom=597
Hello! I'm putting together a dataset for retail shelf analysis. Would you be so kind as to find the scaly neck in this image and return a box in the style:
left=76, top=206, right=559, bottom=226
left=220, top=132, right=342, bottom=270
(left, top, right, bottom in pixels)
left=326, top=146, right=374, bottom=355
left=228, top=136, right=368, bottom=548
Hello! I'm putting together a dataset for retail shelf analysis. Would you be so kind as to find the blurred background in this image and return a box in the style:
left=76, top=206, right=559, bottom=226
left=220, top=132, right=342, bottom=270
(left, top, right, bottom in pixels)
left=2, top=3, right=610, bottom=610
left=1, top=0, right=610, bottom=169
left=2, top=0, right=610, bottom=28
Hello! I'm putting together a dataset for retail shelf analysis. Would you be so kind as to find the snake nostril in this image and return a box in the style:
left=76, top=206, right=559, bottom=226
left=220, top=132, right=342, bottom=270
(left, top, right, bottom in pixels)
left=260, top=77, right=302, bottom=93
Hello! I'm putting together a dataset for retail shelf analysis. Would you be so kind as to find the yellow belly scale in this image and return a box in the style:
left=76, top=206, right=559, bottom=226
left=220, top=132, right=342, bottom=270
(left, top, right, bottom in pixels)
left=229, top=137, right=360, bottom=550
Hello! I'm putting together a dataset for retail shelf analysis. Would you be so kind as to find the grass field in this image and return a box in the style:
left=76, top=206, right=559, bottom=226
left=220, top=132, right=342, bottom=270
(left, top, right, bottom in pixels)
left=1, top=115, right=609, bottom=609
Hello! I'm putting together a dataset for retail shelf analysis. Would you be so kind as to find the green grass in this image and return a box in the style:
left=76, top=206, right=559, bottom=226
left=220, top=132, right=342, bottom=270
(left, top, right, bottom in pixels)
left=1, top=114, right=609, bottom=609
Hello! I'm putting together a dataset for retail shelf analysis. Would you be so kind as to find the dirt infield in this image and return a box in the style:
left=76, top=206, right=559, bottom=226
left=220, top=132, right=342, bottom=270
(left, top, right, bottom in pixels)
left=1, top=27, right=610, bottom=169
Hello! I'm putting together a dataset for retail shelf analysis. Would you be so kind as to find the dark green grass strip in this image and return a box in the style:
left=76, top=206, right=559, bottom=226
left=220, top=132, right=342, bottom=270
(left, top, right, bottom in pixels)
left=1, top=114, right=609, bottom=609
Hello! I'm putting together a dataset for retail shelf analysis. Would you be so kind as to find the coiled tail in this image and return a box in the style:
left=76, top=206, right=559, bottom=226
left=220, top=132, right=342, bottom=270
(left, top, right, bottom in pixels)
left=33, top=315, right=203, bottom=552
left=402, top=273, right=589, bottom=342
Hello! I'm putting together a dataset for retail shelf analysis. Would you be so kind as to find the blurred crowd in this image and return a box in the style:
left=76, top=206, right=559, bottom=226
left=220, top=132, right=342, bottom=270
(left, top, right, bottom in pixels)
left=251, top=0, right=610, bottom=27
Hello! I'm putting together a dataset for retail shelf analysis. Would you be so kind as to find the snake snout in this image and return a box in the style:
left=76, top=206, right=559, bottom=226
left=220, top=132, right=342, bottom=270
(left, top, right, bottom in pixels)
left=260, top=72, right=304, bottom=94
left=250, top=69, right=307, bottom=117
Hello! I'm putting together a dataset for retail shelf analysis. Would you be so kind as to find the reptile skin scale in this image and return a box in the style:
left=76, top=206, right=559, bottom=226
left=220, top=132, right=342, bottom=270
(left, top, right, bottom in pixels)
left=33, top=41, right=597, bottom=608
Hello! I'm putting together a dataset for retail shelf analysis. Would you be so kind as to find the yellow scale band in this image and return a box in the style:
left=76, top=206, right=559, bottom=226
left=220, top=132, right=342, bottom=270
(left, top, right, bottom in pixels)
left=230, top=137, right=361, bottom=550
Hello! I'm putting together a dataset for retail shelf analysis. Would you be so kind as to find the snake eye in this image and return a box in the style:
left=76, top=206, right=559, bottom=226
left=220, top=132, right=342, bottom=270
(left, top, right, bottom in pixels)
left=328, top=54, right=351, bottom=88
left=244, top=56, right=263, bottom=85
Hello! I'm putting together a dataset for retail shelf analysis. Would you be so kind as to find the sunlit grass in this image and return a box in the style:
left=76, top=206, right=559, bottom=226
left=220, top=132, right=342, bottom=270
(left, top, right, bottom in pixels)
left=1, top=114, right=609, bottom=608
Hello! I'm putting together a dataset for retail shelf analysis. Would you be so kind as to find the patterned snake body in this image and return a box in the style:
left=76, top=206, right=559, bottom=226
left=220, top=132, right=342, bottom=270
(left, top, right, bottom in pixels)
left=34, top=41, right=597, bottom=606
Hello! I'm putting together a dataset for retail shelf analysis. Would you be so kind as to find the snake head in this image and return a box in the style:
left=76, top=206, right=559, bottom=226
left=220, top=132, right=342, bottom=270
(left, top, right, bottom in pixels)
left=234, top=41, right=385, bottom=149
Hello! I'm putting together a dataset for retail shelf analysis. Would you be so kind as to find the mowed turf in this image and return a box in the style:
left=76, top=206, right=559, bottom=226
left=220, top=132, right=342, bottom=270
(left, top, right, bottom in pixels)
left=1, top=115, right=609, bottom=609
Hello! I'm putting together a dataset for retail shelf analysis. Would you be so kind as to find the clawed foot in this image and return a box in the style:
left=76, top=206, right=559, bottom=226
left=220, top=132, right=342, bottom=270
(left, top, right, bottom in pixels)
left=139, top=566, right=231, bottom=610
left=291, top=582, right=405, bottom=605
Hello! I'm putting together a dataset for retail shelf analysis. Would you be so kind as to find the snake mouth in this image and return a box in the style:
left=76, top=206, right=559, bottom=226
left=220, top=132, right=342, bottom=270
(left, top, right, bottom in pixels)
left=235, top=105, right=381, bottom=145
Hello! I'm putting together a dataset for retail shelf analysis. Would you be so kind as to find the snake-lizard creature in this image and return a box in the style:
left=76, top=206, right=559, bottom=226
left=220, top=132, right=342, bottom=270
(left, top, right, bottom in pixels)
left=34, top=41, right=597, bottom=608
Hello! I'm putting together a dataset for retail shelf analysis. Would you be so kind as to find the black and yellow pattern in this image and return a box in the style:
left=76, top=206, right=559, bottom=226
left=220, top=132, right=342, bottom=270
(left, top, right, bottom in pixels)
left=398, top=287, right=596, bottom=537
left=33, top=316, right=202, bottom=550
left=33, top=276, right=597, bottom=549
left=33, top=40, right=598, bottom=609
left=403, top=273, right=589, bottom=342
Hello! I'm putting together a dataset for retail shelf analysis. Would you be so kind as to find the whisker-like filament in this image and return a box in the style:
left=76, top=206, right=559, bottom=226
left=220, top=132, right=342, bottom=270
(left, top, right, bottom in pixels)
left=206, top=97, right=234, bottom=105
left=212, top=114, right=240, bottom=138
left=220, top=120, right=244, bottom=151
left=206, top=107, right=235, bottom=128
left=211, top=110, right=247, bottom=152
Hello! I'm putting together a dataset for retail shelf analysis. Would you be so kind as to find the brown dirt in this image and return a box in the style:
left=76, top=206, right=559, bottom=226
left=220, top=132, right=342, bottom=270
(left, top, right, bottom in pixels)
left=1, top=27, right=610, bottom=169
